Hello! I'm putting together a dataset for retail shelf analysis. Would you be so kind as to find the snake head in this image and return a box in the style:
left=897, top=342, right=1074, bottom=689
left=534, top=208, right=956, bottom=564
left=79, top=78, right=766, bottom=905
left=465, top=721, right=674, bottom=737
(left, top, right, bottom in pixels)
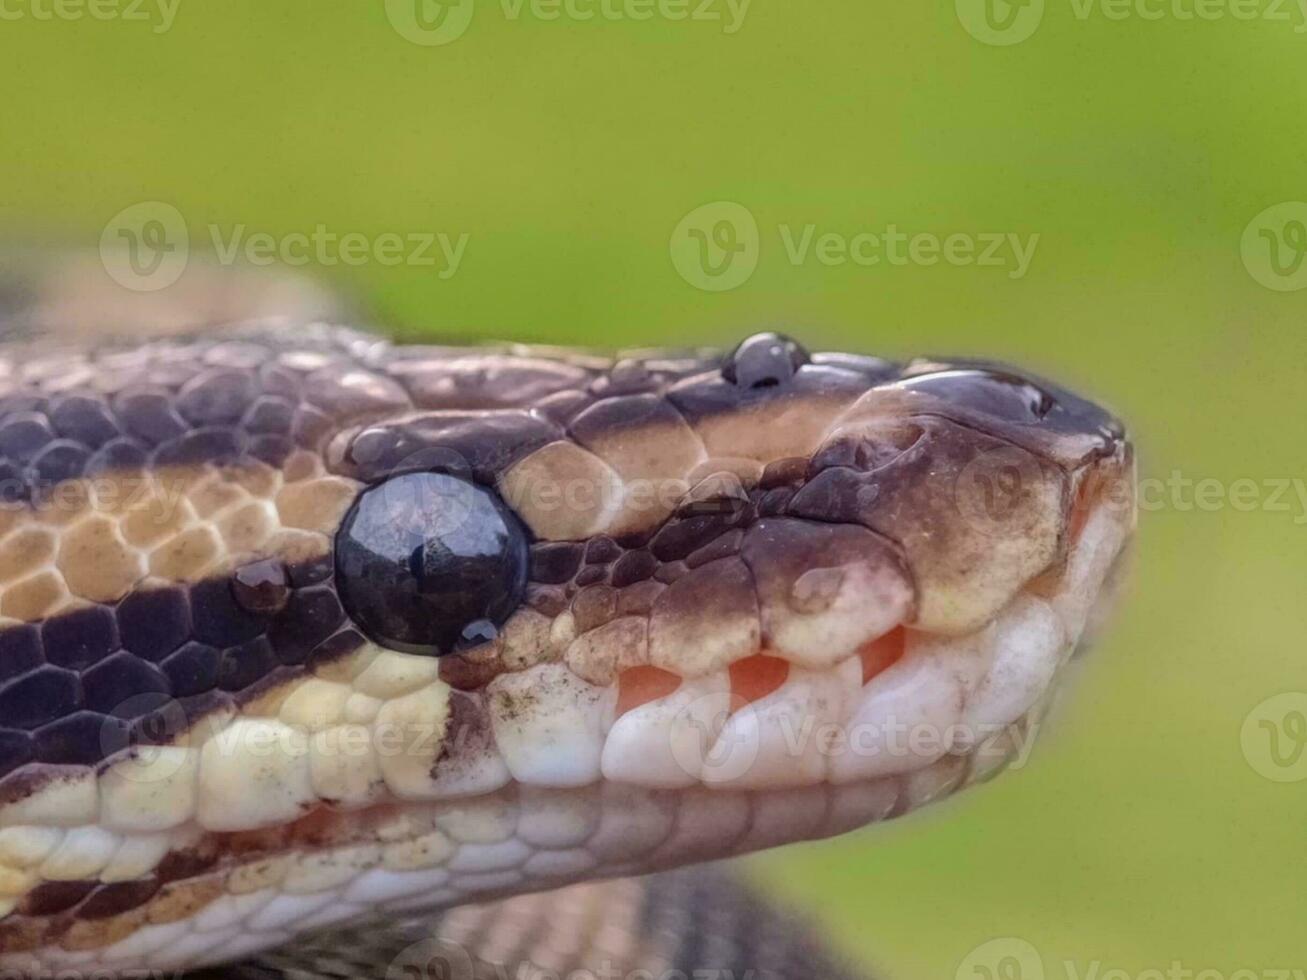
left=0, top=327, right=1133, bottom=974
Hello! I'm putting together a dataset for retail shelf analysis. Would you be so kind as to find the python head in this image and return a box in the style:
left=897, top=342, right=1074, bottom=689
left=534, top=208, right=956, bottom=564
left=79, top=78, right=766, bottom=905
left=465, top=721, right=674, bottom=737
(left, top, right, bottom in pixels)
left=0, top=328, right=1133, bottom=973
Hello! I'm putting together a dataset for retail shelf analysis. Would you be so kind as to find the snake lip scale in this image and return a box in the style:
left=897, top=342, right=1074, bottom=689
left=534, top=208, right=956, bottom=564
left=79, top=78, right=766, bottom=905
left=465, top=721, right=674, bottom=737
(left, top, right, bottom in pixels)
left=0, top=325, right=1134, bottom=975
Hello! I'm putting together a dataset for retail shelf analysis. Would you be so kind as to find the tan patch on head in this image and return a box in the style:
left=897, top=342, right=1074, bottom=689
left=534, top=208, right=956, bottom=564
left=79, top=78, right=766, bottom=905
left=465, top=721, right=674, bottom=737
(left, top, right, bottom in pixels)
left=57, top=514, right=144, bottom=603
left=120, top=482, right=194, bottom=548
left=0, top=458, right=354, bottom=624
left=215, top=501, right=278, bottom=553
left=1, top=572, right=69, bottom=620
left=501, top=441, right=623, bottom=541
left=275, top=477, right=359, bottom=533
left=148, top=524, right=222, bottom=581
left=689, top=392, right=862, bottom=462
left=0, top=527, right=56, bottom=584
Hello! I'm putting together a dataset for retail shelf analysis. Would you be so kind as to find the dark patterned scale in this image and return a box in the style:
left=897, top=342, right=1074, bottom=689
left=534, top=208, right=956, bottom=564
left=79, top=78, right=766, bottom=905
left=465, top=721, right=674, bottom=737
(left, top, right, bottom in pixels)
left=0, top=562, right=356, bottom=786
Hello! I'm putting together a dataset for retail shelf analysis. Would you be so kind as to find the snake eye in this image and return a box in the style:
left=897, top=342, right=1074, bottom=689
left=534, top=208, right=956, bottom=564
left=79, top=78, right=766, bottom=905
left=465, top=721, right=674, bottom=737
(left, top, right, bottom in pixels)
left=723, top=332, right=810, bottom=389
left=335, top=473, right=530, bottom=657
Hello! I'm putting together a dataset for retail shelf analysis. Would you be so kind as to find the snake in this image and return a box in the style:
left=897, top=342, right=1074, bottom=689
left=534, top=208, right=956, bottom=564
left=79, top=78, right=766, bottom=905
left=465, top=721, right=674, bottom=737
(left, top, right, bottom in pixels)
left=0, top=308, right=1134, bottom=978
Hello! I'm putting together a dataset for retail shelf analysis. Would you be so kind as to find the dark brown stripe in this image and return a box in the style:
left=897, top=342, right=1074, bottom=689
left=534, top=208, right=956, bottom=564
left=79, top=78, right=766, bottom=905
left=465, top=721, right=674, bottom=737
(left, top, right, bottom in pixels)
left=0, top=553, right=362, bottom=788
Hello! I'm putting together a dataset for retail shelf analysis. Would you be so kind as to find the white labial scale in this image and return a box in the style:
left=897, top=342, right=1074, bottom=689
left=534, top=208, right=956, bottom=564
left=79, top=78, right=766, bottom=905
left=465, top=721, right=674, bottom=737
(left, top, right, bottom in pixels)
left=374, top=681, right=454, bottom=800
left=738, top=786, right=829, bottom=853
left=0, top=768, right=97, bottom=828
left=959, top=593, right=1066, bottom=745
left=703, top=659, right=861, bottom=789
left=251, top=892, right=339, bottom=933
left=196, top=718, right=316, bottom=832
left=93, top=919, right=193, bottom=964
left=382, top=829, right=456, bottom=871
left=193, top=889, right=277, bottom=933
left=434, top=795, right=519, bottom=844
left=99, top=747, right=199, bottom=832
left=488, top=663, right=610, bottom=787
left=282, top=844, right=382, bottom=894
left=601, top=672, right=730, bottom=788
left=0, top=826, right=62, bottom=868
left=446, top=838, right=533, bottom=874
left=101, top=833, right=172, bottom=881
left=651, top=788, right=751, bottom=868
left=585, top=784, right=676, bottom=863
left=832, top=626, right=994, bottom=782
left=516, top=787, right=601, bottom=849
left=344, top=865, right=452, bottom=905
left=39, top=825, right=119, bottom=880
left=522, top=847, right=598, bottom=880
left=427, top=692, right=513, bottom=799
left=1053, top=505, right=1128, bottom=645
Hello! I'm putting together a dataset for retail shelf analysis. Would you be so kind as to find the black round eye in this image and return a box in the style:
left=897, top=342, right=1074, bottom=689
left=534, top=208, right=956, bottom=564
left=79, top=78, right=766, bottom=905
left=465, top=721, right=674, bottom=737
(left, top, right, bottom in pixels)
left=722, top=332, right=810, bottom=389
left=335, top=472, right=529, bottom=657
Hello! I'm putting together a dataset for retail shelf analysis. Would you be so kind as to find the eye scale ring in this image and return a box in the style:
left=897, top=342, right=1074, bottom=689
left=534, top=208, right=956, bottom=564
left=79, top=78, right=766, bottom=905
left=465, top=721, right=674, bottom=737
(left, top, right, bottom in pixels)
left=335, top=472, right=530, bottom=657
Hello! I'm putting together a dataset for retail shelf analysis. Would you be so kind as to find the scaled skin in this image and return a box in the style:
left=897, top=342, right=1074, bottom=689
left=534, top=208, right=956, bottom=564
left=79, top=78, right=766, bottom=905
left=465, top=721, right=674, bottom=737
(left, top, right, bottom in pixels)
left=0, top=328, right=1133, bottom=973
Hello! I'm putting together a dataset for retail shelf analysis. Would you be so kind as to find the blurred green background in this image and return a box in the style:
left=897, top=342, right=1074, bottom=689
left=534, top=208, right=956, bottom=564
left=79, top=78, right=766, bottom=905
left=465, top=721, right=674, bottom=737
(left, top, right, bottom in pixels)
left=1, top=1, right=1305, bottom=976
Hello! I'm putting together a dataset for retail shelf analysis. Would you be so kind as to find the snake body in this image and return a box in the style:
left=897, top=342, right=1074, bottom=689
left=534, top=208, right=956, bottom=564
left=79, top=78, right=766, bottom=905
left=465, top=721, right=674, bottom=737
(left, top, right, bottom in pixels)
left=0, top=321, right=1133, bottom=976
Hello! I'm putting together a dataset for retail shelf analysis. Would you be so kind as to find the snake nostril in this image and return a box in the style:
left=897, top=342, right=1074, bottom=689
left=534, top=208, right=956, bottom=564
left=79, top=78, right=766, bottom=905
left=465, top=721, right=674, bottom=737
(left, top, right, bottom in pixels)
left=722, top=332, right=810, bottom=390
